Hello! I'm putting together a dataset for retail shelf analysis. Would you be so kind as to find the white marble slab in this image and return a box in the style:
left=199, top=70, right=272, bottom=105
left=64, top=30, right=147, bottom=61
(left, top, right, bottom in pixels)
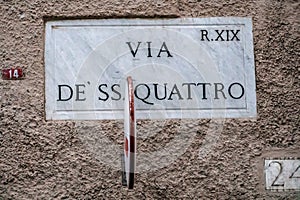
left=265, top=159, right=300, bottom=190
left=45, top=18, right=256, bottom=120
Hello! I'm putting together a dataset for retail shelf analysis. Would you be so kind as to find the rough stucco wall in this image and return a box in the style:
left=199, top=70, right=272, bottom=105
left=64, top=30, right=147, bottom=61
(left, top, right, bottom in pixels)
left=0, top=0, right=299, bottom=199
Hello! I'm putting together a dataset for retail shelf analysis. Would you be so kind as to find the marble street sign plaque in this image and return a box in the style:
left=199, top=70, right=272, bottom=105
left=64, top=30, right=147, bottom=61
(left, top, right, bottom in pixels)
left=44, top=18, right=256, bottom=120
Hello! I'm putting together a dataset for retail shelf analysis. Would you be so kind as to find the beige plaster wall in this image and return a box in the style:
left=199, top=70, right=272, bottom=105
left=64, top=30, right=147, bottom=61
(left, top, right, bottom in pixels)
left=0, top=0, right=299, bottom=199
